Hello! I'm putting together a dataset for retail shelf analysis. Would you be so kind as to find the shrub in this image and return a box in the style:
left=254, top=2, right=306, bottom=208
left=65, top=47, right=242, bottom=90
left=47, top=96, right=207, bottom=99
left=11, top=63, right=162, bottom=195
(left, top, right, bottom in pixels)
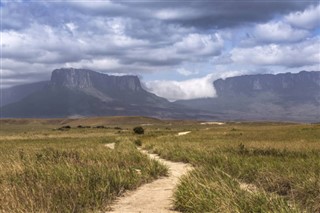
left=133, top=126, right=144, bottom=135
left=57, top=126, right=71, bottom=131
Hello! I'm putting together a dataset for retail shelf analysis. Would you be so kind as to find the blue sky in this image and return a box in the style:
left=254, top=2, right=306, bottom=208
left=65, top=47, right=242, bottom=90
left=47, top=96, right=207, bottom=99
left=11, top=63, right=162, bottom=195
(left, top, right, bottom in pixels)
left=1, top=0, right=320, bottom=100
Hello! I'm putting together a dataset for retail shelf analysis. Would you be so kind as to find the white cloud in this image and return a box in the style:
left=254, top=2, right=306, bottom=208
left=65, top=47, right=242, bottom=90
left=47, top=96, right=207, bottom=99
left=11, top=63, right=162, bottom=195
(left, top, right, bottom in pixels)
left=65, top=58, right=121, bottom=71
left=145, top=74, right=216, bottom=100
left=285, top=4, right=320, bottom=29
left=144, top=70, right=246, bottom=100
left=254, top=21, right=309, bottom=43
left=231, top=37, right=320, bottom=67
left=174, top=33, right=224, bottom=56
left=176, top=68, right=199, bottom=76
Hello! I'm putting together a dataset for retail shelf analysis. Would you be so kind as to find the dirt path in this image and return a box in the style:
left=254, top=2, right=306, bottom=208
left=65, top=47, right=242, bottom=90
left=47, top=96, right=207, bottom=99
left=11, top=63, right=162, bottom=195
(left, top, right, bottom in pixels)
left=108, top=148, right=192, bottom=213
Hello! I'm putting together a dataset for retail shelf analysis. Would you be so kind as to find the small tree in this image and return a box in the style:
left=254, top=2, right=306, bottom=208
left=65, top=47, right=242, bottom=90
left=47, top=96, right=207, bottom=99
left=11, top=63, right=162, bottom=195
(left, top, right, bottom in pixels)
left=133, top=126, right=144, bottom=135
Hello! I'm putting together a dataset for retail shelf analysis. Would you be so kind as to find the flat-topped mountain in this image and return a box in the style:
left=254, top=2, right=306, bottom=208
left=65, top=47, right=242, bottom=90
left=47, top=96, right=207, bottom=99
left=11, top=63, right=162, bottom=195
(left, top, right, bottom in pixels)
left=176, top=71, right=320, bottom=122
left=49, top=68, right=169, bottom=106
left=214, top=71, right=320, bottom=102
left=1, top=68, right=207, bottom=119
left=1, top=69, right=319, bottom=122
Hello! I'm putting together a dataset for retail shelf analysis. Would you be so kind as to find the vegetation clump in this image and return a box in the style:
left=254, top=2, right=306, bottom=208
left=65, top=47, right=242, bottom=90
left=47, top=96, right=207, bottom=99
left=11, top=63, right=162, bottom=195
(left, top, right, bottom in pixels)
left=133, top=126, right=144, bottom=134
left=57, top=125, right=71, bottom=131
left=77, top=125, right=91, bottom=128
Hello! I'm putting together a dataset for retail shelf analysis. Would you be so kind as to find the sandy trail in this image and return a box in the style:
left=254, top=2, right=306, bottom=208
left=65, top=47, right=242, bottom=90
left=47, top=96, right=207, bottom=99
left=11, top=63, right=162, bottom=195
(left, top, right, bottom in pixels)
left=108, top=148, right=192, bottom=213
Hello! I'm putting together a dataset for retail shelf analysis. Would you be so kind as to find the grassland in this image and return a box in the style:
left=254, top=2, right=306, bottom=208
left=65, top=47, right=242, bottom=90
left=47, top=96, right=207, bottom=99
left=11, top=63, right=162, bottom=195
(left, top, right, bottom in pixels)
left=0, top=117, right=319, bottom=212
left=141, top=122, right=320, bottom=212
left=0, top=118, right=167, bottom=212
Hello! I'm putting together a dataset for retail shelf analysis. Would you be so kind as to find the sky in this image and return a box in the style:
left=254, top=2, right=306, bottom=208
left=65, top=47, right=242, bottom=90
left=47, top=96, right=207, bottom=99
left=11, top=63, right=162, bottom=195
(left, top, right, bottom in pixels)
left=1, top=0, right=320, bottom=100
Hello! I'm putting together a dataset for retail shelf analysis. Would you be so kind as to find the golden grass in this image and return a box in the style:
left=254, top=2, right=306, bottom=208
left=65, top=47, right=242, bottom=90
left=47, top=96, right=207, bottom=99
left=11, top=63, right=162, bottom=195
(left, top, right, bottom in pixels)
left=141, top=122, right=320, bottom=212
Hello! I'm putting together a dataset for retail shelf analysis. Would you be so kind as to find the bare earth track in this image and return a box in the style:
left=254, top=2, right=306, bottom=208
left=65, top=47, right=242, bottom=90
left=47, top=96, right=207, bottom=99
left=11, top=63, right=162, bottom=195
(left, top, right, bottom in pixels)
left=108, top=147, right=192, bottom=213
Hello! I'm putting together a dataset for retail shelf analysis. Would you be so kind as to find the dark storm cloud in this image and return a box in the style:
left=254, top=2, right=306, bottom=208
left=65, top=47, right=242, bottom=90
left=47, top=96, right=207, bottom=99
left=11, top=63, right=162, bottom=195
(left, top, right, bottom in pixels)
left=4, top=0, right=314, bottom=31
left=114, top=0, right=316, bottom=28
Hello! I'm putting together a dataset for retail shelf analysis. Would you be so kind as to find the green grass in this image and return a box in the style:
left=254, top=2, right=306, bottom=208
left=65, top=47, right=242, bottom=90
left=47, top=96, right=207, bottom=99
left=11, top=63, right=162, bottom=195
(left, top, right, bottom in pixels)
left=142, top=123, right=320, bottom=212
left=0, top=127, right=167, bottom=212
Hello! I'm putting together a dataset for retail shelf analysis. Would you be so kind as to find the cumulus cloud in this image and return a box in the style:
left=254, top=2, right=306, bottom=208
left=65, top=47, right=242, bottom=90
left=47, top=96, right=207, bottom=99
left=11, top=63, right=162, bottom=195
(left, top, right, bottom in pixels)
left=176, top=68, right=199, bottom=76
left=174, top=33, right=223, bottom=56
left=285, top=4, right=320, bottom=29
left=1, top=1, right=319, bottom=92
left=254, top=21, right=309, bottom=43
left=144, top=69, right=247, bottom=100
left=231, top=37, right=320, bottom=67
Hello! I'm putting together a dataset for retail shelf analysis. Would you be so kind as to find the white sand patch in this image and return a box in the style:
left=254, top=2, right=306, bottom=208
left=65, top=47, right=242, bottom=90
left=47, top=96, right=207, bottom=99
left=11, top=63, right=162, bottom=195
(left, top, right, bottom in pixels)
left=200, top=122, right=225, bottom=125
left=104, top=143, right=115, bottom=149
left=177, top=131, right=191, bottom=136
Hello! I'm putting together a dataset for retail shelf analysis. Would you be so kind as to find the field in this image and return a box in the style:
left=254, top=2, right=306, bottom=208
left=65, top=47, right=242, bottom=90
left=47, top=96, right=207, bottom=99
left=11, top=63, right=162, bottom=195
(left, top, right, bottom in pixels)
left=0, top=117, right=319, bottom=212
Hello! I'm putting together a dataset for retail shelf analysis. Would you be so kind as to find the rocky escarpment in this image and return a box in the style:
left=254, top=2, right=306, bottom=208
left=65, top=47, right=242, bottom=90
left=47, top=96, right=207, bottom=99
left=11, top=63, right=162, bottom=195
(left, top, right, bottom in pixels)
left=214, top=71, right=320, bottom=102
left=51, top=68, right=142, bottom=92
left=176, top=71, right=320, bottom=122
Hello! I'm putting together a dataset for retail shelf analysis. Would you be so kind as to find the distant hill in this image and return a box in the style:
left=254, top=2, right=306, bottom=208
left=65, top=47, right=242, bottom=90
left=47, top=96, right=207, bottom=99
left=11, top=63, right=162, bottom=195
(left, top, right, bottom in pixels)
left=1, top=68, right=208, bottom=119
left=176, top=71, right=320, bottom=122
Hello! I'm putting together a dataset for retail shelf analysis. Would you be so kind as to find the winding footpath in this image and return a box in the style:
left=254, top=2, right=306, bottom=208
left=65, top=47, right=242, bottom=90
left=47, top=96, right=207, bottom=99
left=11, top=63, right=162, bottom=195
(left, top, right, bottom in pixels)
left=107, top=146, right=193, bottom=213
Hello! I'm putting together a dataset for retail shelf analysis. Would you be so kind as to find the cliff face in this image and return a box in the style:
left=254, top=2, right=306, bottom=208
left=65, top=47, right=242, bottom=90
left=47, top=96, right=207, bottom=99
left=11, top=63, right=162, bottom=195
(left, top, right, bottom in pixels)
left=50, top=68, right=142, bottom=92
left=214, top=71, right=320, bottom=101
left=176, top=71, right=320, bottom=122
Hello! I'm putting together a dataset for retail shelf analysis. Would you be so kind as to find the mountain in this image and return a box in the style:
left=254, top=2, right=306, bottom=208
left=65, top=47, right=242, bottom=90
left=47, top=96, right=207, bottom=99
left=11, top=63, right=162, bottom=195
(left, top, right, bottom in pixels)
left=0, top=81, right=49, bottom=107
left=1, top=69, right=319, bottom=122
left=1, top=68, right=208, bottom=119
left=176, top=71, right=320, bottom=122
